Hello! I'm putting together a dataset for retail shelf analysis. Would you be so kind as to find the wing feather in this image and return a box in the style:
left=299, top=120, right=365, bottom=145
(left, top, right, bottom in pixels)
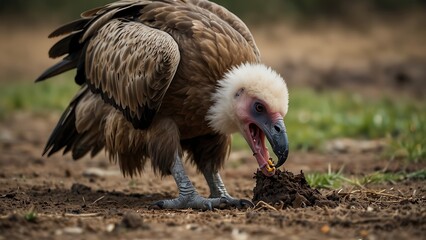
left=80, top=1, right=152, bottom=42
left=48, top=18, right=89, bottom=38
left=187, top=0, right=260, bottom=59
left=85, top=19, right=180, bottom=129
left=39, top=0, right=258, bottom=137
left=48, top=33, right=81, bottom=58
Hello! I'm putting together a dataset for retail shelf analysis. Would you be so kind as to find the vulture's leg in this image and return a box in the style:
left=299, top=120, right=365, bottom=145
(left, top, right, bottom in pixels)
left=203, top=171, right=254, bottom=209
left=152, top=156, right=225, bottom=210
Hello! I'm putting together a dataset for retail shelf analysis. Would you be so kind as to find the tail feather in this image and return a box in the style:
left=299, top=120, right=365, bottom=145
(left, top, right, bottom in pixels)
left=43, top=107, right=78, bottom=157
left=42, top=87, right=87, bottom=157
left=71, top=130, right=100, bottom=159
left=42, top=86, right=107, bottom=160
left=90, top=142, right=104, bottom=157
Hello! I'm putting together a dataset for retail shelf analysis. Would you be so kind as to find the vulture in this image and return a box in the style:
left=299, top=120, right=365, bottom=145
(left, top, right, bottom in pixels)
left=36, top=0, right=290, bottom=210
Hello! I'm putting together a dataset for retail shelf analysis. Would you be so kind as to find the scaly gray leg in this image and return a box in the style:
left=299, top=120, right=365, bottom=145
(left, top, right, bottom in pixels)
left=152, top=156, right=225, bottom=210
left=203, top=171, right=254, bottom=209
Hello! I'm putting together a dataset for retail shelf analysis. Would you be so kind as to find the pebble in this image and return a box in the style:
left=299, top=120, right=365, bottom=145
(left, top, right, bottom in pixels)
left=106, top=224, right=115, bottom=232
left=59, top=227, right=84, bottom=235
left=0, top=129, right=14, bottom=143
left=83, top=168, right=121, bottom=178
left=320, top=224, right=330, bottom=234
left=231, top=228, right=248, bottom=240
left=185, top=224, right=199, bottom=231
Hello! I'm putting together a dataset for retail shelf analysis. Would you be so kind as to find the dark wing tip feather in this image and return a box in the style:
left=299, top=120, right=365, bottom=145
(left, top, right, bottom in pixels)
left=81, top=6, right=105, bottom=18
left=41, top=87, right=89, bottom=158
left=48, top=34, right=81, bottom=58
left=90, top=144, right=104, bottom=157
left=42, top=107, right=77, bottom=157
left=35, top=58, right=77, bottom=82
left=48, top=18, right=90, bottom=38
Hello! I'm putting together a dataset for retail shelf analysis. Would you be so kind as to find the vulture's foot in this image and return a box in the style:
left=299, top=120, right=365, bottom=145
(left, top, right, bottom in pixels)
left=219, top=195, right=254, bottom=209
left=151, top=194, right=225, bottom=210
left=203, top=171, right=254, bottom=209
left=155, top=156, right=226, bottom=210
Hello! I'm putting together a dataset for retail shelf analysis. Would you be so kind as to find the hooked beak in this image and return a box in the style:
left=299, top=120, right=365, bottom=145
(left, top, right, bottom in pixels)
left=242, top=113, right=289, bottom=177
left=260, top=118, right=289, bottom=168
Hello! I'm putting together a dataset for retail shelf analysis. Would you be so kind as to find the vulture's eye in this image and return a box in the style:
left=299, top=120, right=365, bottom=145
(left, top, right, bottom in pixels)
left=255, top=102, right=265, bottom=113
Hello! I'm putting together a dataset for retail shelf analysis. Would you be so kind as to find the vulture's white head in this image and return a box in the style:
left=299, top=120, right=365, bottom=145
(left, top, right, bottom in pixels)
left=207, top=63, right=289, bottom=176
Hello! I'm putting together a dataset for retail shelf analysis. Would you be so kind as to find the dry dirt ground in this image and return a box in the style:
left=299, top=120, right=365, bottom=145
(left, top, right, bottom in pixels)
left=0, top=113, right=425, bottom=240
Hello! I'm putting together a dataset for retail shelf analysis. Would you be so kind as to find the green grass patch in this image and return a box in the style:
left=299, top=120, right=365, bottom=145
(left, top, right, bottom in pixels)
left=0, top=72, right=79, bottom=119
left=305, top=165, right=347, bottom=189
left=287, top=89, right=423, bottom=149
left=286, top=89, right=425, bottom=163
left=387, top=120, right=425, bottom=163
left=24, top=206, right=38, bottom=223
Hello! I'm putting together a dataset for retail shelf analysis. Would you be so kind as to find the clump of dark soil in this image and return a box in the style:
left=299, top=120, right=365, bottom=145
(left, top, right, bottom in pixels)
left=71, top=183, right=92, bottom=194
left=253, top=169, right=338, bottom=208
left=113, top=212, right=150, bottom=232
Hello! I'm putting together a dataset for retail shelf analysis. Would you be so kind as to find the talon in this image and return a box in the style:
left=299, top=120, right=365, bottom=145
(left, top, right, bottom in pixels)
left=204, top=201, right=213, bottom=211
left=240, top=199, right=255, bottom=208
left=149, top=201, right=164, bottom=210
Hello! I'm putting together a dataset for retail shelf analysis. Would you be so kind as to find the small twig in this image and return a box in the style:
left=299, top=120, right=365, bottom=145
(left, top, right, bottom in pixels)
left=64, top=213, right=102, bottom=218
left=253, top=201, right=279, bottom=212
left=339, top=188, right=360, bottom=196
left=91, top=195, right=106, bottom=205
left=379, top=200, right=413, bottom=204
left=0, top=192, right=16, bottom=198
left=378, top=189, right=387, bottom=194
left=364, top=190, right=404, bottom=199
left=340, top=189, right=405, bottom=200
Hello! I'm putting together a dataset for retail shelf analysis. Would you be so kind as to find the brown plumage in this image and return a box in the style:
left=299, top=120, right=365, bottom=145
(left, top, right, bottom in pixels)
left=37, top=0, right=290, bottom=209
left=38, top=0, right=258, bottom=176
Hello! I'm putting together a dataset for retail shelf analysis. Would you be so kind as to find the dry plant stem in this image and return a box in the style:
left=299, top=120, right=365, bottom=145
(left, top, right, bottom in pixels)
left=91, top=195, right=106, bottom=205
left=340, top=189, right=407, bottom=199
left=254, top=200, right=279, bottom=212
left=64, top=213, right=102, bottom=218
